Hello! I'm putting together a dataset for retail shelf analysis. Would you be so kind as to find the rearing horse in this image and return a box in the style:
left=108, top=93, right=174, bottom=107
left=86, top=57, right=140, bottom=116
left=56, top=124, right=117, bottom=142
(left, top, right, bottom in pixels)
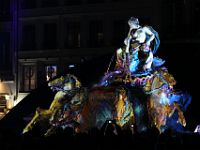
left=22, top=74, right=86, bottom=135
left=145, top=67, right=187, bottom=132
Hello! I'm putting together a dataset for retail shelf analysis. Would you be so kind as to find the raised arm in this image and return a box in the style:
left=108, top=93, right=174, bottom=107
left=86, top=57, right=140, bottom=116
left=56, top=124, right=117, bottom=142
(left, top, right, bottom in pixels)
left=124, top=28, right=132, bottom=46
left=143, top=26, right=155, bottom=46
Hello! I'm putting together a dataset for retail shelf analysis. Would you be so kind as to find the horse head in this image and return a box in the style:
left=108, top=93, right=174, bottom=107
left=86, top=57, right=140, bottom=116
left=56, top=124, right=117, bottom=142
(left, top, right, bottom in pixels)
left=48, top=74, right=81, bottom=92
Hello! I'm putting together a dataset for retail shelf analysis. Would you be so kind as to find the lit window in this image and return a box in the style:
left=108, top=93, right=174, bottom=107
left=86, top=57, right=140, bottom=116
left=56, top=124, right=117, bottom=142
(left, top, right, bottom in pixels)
left=68, top=64, right=75, bottom=68
left=20, top=65, right=36, bottom=92
left=46, top=65, right=57, bottom=81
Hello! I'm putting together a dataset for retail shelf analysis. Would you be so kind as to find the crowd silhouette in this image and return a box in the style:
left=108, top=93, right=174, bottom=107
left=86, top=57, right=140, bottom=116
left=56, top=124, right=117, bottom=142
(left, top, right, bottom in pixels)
left=0, top=120, right=199, bottom=150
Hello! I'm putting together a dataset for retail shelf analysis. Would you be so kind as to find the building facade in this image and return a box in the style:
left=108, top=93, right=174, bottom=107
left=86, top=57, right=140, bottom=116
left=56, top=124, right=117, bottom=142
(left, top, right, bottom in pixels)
left=17, top=0, right=162, bottom=93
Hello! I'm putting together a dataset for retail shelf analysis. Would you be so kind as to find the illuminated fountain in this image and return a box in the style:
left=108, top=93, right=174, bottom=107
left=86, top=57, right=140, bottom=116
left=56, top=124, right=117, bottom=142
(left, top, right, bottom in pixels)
left=22, top=17, right=191, bottom=136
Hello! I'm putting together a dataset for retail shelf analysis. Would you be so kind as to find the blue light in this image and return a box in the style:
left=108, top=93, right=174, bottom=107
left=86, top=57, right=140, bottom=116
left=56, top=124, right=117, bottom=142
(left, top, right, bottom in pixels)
left=135, top=105, right=142, bottom=115
left=68, top=64, right=75, bottom=68
left=159, top=93, right=169, bottom=105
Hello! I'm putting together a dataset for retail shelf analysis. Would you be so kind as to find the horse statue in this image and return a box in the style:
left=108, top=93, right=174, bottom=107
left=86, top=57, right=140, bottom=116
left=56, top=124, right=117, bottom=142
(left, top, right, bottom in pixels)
left=143, top=67, right=189, bottom=132
left=22, top=74, right=87, bottom=135
left=22, top=74, right=135, bottom=136
left=23, top=65, right=191, bottom=135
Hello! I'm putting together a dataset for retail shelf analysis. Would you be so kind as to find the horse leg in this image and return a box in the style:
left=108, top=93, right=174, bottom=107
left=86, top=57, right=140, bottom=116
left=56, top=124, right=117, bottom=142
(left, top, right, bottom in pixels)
left=174, top=103, right=186, bottom=127
left=23, top=110, right=40, bottom=134
left=23, top=108, right=50, bottom=134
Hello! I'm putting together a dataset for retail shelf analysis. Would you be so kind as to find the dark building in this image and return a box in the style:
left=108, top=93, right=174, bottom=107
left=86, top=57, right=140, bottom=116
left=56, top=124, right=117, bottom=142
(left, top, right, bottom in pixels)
left=0, top=0, right=14, bottom=80
left=17, top=0, right=162, bottom=95
left=0, top=0, right=18, bottom=116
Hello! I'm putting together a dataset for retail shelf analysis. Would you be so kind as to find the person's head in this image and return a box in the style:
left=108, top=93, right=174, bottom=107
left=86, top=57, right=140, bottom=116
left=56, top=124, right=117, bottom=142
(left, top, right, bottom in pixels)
left=128, top=17, right=140, bottom=29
